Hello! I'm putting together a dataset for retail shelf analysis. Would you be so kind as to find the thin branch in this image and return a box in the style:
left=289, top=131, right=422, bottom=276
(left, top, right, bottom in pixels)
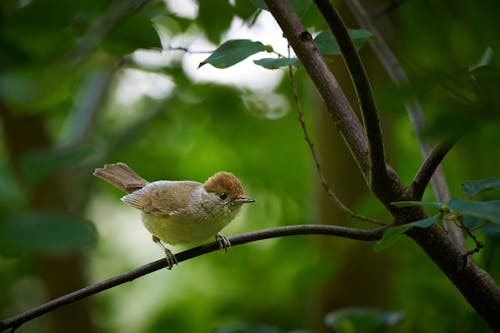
left=411, top=139, right=456, bottom=199
left=68, top=0, right=152, bottom=64
left=63, top=58, right=125, bottom=148
left=166, top=46, right=214, bottom=54
left=344, top=0, right=466, bottom=250
left=263, top=0, right=370, bottom=180
left=0, top=224, right=386, bottom=332
left=288, top=65, right=385, bottom=226
left=313, top=0, right=391, bottom=195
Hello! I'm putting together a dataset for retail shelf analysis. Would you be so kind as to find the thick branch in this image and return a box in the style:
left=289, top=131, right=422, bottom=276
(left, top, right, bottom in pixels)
left=344, top=0, right=466, bottom=249
left=313, top=0, right=391, bottom=194
left=411, top=139, right=456, bottom=200
left=408, top=225, right=500, bottom=329
left=263, top=0, right=370, bottom=180
left=263, top=1, right=500, bottom=329
left=0, top=224, right=386, bottom=332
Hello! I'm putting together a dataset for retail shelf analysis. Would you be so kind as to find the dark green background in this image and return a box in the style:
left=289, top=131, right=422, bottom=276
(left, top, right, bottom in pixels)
left=1, top=0, right=499, bottom=332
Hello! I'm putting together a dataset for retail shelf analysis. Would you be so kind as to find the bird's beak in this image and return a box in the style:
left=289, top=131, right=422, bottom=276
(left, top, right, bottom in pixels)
left=233, top=196, right=256, bottom=204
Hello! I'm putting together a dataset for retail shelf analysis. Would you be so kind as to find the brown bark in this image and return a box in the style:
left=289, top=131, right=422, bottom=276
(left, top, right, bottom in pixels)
left=263, top=0, right=500, bottom=330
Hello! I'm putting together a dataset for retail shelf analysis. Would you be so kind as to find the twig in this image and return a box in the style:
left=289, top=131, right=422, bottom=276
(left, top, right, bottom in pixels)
left=313, top=0, right=391, bottom=196
left=344, top=0, right=467, bottom=249
left=457, top=216, right=484, bottom=258
left=63, top=58, right=125, bottom=147
left=68, top=0, right=153, bottom=63
left=263, top=0, right=370, bottom=181
left=411, top=139, right=456, bottom=199
left=288, top=65, right=385, bottom=226
left=166, top=46, right=214, bottom=54
left=0, top=224, right=386, bottom=332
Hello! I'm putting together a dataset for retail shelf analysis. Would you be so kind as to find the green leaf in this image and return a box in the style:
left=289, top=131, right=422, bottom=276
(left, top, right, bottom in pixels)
left=469, top=47, right=493, bottom=72
left=314, top=29, right=374, bottom=55
left=249, top=0, right=267, bottom=10
left=390, top=201, right=443, bottom=208
left=448, top=199, right=500, bottom=224
left=198, top=0, right=233, bottom=44
left=325, top=307, right=404, bottom=333
left=374, top=225, right=412, bottom=251
left=199, top=39, right=267, bottom=68
left=2, top=212, right=97, bottom=255
left=253, top=57, right=299, bottom=69
left=483, top=224, right=500, bottom=242
left=20, top=145, right=95, bottom=184
left=462, top=178, right=500, bottom=199
left=101, top=13, right=161, bottom=55
left=374, top=214, right=441, bottom=251
left=234, top=0, right=259, bottom=20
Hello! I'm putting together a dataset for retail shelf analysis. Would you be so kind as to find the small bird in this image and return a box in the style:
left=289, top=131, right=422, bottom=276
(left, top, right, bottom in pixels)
left=93, top=163, right=255, bottom=269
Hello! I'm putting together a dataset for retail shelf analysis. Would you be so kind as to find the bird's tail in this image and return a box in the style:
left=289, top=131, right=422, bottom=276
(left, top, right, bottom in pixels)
left=94, top=162, right=148, bottom=193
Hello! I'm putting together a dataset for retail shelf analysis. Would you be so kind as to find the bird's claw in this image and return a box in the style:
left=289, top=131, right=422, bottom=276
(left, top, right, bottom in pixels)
left=153, top=235, right=178, bottom=269
left=163, top=248, right=178, bottom=270
left=216, top=233, right=231, bottom=252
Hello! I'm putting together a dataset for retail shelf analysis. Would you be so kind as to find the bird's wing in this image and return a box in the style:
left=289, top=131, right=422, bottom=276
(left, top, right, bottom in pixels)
left=122, top=181, right=201, bottom=217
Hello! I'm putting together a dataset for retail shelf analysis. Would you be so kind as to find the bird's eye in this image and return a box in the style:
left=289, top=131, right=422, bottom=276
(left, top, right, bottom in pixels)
left=218, top=193, right=228, bottom=200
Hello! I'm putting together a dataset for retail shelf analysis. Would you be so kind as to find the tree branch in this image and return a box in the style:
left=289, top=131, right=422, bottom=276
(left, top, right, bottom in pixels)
left=263, top=0, right=370, bottom=180
left=263, top=2, right=500, bottom=329
left=63, top=59, right=125, bottom=148
left=288, top=65, right=385, bottom=226
left=68, top=0, right=152, bottom=63
left=313, top=0, right=391, bottom=195
left=411, top=139, right=456, bottom=200
left=343, top=0, right=466, bottom=249
left=0, top=224, right=386, bottom=332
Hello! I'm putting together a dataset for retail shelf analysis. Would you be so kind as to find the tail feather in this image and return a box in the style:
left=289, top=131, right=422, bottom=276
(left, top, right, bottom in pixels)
left=94, top=162, right=148, bottom=193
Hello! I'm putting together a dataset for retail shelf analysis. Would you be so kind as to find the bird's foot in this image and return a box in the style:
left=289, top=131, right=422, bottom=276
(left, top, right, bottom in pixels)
left=153, top=236, right=178, bottom=269
left=215, top=233, right=231, bottom=252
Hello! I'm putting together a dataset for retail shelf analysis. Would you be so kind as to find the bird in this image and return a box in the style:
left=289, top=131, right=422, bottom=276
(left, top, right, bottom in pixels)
left=93, top=163, right=255, bottom=269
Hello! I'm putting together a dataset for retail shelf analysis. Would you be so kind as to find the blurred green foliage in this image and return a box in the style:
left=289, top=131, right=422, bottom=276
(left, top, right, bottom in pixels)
left=0, top=0, right=499, bottom=333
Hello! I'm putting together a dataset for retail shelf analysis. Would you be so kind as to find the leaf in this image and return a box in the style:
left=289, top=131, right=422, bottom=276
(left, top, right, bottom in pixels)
left=390, top=201, right=443, bottom=208
left=325, top=307, right=404, bottom=333
left=198, top=0, right=234, bottom=44
left=1, top=212, right=97, bottom=255
left=469, top=47, right=493, bottom=72
left=483, top=224, right=500, bottom=242
left=462, top=178, right=500, bottom=199
left=20, top=145, right=95, bottom=184
left=374, top=214, right=441, bottom=251
left=249, top=0, right=267, bottom=10
left=199, top=39, right=267, bottom=69
left=253, top=57, right=299, bottom=69
left=101, top=13, right=161, bottom=55
left=314, top=29, right=374, bottom=55
left=234, top=0, right=258, bottom=20
left=448, top=199, right=500, bottom=224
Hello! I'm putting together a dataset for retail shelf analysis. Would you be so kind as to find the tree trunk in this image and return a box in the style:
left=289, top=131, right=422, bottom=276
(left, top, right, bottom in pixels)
left=0, top=106, right=93, bottom=333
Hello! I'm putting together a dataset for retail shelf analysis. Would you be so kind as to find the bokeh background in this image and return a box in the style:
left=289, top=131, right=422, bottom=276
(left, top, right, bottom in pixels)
left=1, top=0, right=499, bottom=332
